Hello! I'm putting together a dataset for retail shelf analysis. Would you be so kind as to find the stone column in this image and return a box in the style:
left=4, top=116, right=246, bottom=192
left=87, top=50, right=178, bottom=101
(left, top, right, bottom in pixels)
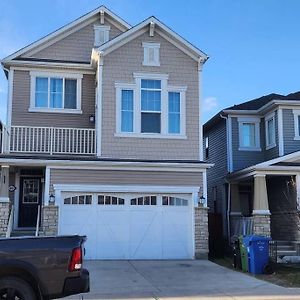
left=252, top=174, right=271, bottom=236
left=0, top=166, right=10, bottom=237
left=195, top=207, right=209, bottom=259
left=42, top=206, right=58, bottom=236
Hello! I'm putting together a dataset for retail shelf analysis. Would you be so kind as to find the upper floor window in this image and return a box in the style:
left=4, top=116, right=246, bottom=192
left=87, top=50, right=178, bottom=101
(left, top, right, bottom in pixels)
left=238, top=117, right=261, bottom=151
left=142, top=43, right=160, bottom=66
left=94, top=25, right=110, bottom=46
left=30, top=71, right=82, bottom=114
left=204, top=136, right=209, bottom=159
left=115, top=73, right=186, bottom=139
left=265, top=112, right=276, bottom=149
left=293, top=109, right=300, bottom=140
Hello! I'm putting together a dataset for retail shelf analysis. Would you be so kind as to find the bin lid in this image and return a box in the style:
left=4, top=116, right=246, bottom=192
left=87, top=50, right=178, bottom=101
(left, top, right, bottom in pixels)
left=243, top=235, right=271, bottom=246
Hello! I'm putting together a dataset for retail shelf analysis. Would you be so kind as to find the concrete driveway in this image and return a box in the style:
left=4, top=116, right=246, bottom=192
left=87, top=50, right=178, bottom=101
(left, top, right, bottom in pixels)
left=65, top=260, right=300, bottom=300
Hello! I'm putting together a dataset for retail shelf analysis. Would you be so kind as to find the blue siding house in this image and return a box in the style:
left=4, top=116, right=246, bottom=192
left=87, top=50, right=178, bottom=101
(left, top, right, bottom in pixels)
left=204, top=92, right=300, bottom=244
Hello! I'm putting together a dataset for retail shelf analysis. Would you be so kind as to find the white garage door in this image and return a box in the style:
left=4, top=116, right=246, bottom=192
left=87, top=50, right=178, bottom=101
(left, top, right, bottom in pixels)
left=59, top=192, right=194, bottom=259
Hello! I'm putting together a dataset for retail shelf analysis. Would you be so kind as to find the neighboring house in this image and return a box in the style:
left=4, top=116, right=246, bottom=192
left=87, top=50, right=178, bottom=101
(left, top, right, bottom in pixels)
left=0, top=6, right=211, bottom=260
left=204, top=92, right=300, bottom=243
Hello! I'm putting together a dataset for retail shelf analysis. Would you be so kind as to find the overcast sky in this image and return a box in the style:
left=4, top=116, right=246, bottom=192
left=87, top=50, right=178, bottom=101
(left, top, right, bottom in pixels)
left=1, top=0, right=300, bottom=124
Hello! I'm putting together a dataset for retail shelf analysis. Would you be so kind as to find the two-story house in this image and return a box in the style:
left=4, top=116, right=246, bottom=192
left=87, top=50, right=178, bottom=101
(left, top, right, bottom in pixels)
left=0, top=6, right=211, bottom=260
left=204, top=92, right=300, bottom=245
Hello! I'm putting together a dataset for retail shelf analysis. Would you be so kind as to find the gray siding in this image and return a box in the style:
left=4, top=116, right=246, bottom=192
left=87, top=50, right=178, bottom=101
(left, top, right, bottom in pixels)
left=204, top=120, right=227, bottom=213
left=101, top=30, right=199, bottom=160
left=283, top=109, right=300, bottom=155
left=231, top=117, right=265, bottom=171
left=22, top=18, right=122, bottom=62
left=50, top=169, right=203, bottom=192
left=264, top=111, right=279, bottom=160
left=11, top=70, right=95, bottom=128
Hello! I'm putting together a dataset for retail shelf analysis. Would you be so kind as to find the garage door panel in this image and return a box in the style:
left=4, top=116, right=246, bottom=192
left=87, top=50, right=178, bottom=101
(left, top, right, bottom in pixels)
left=59, top=192, right=194, bottom=259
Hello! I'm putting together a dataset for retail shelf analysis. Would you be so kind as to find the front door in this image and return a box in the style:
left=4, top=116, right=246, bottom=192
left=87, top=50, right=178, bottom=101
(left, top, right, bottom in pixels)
left=18, top=177, right=42, bottom=228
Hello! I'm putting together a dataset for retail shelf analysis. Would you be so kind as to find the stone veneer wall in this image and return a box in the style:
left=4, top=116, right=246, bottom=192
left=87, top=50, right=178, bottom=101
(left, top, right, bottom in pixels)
left=0, top=202, right=10, bottom=237
left=252, top=215, right=271, bottom=237
left=42, top=206, right=58, bottom=236
left=271, top=211, right=300, bottom=241
left=195, top=207, right=209, bottom=259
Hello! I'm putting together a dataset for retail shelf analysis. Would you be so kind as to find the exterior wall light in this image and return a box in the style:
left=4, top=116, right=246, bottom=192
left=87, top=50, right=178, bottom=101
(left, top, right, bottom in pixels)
left=49, top=194, right=55, bottom=205
left=89, top=115, right=95, bottom=123
left=198, top=195, right=206, bottom=207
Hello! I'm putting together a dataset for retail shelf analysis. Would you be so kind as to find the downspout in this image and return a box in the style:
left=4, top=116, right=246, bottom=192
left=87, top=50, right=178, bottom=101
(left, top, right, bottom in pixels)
left=220, top=113, right=232, bottom=243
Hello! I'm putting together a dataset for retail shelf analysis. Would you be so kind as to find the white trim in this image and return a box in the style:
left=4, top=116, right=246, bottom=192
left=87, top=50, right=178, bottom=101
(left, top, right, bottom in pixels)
left=53, top=184, right=200, bottom=195
left=277, top=108, right=284, bottom=156
left=293, top=109, right=300, bottom=140
left=252, top=209, right=271, bottom=215
left=97, top=16, right=208, bottom=62
left=202, top=169, right=207, bottom=207
left=265, top=112, right=276, bottom=150
left=29, top=71, right=82, bottom=113
left=133, top=72, right=169, bottom=80
left=44, top=167, right=50, bottom=206
left=13, top=171, right=20, bottom=230
left=142, top=42, right=160, bottom=67
left=1, top=6, right=130, bottom=63
left=6, top=62, right=95, bottom=72
left=114, top=133, right=187, bottom=139
left=198, top=64, right=203, bottom=161
left=0, top=197, right=9, bottom=203
left=6, top=69, right=14, bottom=128
left=96, top=56, right=103, bottom=157
left=238, top=116, right=261, bottom=151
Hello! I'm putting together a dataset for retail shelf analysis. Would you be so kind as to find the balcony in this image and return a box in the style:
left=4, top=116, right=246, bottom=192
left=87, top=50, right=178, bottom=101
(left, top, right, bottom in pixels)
left=2, top=126, right=96, bottom=155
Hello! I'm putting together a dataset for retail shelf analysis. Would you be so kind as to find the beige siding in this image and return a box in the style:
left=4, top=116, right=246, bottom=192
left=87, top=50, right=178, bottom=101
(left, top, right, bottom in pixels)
left=11, top=70, right=95, bottom=128
left=50, top=169, right=203, bottom=191
left=102, top=31, right=199, bottom=160
left=22, top=18, right=122, bottom=62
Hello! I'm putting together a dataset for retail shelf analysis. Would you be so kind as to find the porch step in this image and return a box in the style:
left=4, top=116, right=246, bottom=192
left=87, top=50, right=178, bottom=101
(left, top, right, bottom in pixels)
left=277, top=250, right=298, bottom=257
left=10, top=230, right=36, bottom=237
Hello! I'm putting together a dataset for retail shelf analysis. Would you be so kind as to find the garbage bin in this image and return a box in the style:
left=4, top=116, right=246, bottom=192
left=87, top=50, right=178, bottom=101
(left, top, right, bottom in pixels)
left=233, top=238, right=242, bottom=270
left=244, top=235, right=271, bottom=274
left=239, top=236, right=249, bottom=272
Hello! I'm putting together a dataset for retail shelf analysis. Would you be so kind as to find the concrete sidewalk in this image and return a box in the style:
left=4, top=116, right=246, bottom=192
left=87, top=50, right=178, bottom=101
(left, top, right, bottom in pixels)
left=65, top=260, right=300, bottom=300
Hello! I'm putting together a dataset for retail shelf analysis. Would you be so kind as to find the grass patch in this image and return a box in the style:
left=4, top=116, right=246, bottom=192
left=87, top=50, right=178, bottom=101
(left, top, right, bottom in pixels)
left=210, top=257, right=300, bottom=288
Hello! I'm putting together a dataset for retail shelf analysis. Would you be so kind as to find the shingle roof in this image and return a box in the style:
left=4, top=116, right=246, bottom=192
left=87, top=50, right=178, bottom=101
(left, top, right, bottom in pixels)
left=204, top=91, right=300, bottom=132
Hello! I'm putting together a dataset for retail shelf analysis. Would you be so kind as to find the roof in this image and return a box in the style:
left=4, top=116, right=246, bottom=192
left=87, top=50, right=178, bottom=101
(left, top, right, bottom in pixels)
left=204, top=91, right=300, bottom=132
left=96, top=16, right=209, bottom=62
left=1, top=5, right=131, bottom=64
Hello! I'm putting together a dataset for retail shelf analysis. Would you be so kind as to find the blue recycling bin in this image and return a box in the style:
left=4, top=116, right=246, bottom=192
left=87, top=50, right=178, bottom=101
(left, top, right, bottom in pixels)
left=243, top=235, right=271, bottom=274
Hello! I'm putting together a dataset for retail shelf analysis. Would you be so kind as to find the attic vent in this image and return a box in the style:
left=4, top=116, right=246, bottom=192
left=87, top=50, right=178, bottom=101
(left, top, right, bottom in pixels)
left=142, top=42, right=160, bottom=67
left=94, top=25, right=110, bottom=47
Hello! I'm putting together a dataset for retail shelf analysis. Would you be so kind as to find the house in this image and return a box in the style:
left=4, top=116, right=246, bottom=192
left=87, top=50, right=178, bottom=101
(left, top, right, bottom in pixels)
left=0, top=6, right=211, bottom=260
left=204, top=92, right=300, bottom=245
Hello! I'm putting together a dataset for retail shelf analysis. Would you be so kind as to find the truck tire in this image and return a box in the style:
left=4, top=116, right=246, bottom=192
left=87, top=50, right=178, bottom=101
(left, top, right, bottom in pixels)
left=0, top=276, right=37, bottom=300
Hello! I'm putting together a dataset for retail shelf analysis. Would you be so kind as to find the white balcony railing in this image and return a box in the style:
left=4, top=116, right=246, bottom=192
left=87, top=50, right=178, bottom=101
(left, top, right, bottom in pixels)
left=10, top=126, right=96, bottom=155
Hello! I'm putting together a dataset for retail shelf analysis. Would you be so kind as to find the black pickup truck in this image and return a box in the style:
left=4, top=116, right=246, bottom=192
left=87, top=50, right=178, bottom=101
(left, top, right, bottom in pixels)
left=0, top=235, right=89, bottom=300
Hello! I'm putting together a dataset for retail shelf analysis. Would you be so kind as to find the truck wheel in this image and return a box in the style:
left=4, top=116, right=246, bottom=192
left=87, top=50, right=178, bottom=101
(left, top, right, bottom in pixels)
left=0, top=276, right=37, bottom=300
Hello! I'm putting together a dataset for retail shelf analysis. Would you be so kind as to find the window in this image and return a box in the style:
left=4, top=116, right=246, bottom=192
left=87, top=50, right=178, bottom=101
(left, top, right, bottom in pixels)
left=131, top=196, right=157, bottom=205
left=64, top=195, right=92, bottom=205
left=205, top=136, right=209, bottom=159
left=143, top=42, right=160, bottom=66
left=98, top=195, right=125, bottom=205
left=30, top=71, right=82, bottom=113
left=115, top=73, right=186, bottom=139
left=94, top=25, right=110, bottom=46
left=121, top=90, right=134, bottom=132
left=22, top=179, right=39, bottom=204
left=293, top=110, right=300, bottom=140
left=238, top=117, right=261, bottom=151
left=265, top=112, right=276, bottom=149
left=162, top=196, right=188, bottom=206
left=168, top=92, right=180, bottom=134
left=141, top=79, right=161, bottom=133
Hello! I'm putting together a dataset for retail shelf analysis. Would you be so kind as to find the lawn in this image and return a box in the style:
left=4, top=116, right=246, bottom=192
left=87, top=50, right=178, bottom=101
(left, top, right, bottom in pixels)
left=211, top=257, right=300, bottom=288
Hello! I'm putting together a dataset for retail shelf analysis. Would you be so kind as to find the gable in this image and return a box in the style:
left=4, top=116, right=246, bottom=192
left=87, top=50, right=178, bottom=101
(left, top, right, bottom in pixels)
left=21, top=18, right=123, bottom=63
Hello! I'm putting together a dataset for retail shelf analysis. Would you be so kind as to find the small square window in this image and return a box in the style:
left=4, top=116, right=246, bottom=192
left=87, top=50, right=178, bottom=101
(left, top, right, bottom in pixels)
left=98, top=195, right=104, bottom=205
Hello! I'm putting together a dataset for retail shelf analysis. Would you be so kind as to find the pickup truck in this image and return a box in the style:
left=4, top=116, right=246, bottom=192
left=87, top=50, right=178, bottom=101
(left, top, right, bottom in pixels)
left=0, top=235, right=89, bottom=300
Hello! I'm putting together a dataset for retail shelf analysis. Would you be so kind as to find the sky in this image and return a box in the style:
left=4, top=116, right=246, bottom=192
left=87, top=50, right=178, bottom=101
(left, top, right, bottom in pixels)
left=1, top=0, right=300, bottom=124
